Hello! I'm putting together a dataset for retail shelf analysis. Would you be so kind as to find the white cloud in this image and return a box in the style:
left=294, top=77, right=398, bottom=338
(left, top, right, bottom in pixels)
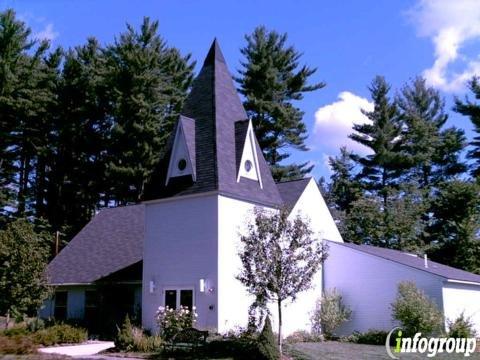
left=408, top=0, right=480, bottom=92
left=313, top=91, right=374, bottom=154
left=34, top=23, right=58, bottom=42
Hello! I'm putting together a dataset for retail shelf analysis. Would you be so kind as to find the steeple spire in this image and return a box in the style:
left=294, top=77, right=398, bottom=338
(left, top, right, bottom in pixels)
left=203, top=38, right=226, bottom=65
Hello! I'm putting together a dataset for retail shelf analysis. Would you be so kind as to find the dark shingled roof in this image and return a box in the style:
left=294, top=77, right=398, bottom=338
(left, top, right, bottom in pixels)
left=276, top=178, right=310, bottom=209
left=47, top=205, right=144, bottom=284
left=331, top=241, right=480, bottom=284
left=145, top=39, right=282, bottom=207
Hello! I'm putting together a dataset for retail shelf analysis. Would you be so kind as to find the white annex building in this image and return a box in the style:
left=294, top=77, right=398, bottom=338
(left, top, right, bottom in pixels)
left=41, top=40, right=480, bottom=337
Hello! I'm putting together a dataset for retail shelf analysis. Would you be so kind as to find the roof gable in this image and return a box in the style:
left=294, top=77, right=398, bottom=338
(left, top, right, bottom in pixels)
left=165, top=116, right=196, bottom=184
left=276, top=178, right=311, bottom=210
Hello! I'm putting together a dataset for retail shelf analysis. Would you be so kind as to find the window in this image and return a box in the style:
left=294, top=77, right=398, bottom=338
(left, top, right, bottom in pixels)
left=85, top=290, right=98, bottom=322
left=54, top=291, right=68, bottom=320
left=177, top=159, right=187, bottom=171
left=164, top=289, right=193, bottom=310
left=244, top=160, right=252, bottom=172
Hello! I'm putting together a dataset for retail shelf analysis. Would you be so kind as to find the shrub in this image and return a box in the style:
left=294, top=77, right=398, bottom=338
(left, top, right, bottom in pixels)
left=155, top=306, right=197, bottom=340
left=115, top=315, right=162, bottom=352
left=391, top=282, right=443, bottom=336
left=284, top=330, right=323, bottom=344
left=257, top=316, right=280, bottom=360
left=33, top=324, right=87, bottom=346
left=1, top=324, right=30, bottom=337
left=353, top=329, right=389, bottom=345
left=0, top=334, right=36, bottom=354
left=26, top=317, right=45, bottom=333
left=447, top=313, right=477, bottom=338
left=311, top=288, right=352, bottom=339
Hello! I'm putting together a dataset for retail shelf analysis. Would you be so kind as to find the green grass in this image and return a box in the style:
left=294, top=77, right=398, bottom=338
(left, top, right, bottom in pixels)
left=285, top=341, right=480, bottom=360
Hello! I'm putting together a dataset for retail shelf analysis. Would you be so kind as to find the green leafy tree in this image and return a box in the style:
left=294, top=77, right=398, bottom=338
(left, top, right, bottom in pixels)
left=0, top=219, right=50, bottom=318
left=311, top=288, right=352, bottom=339
left=237, top=208, right=328, bottom=354
left=236, top=26, right=325, bottom=181
left=454, top=76, right=480, bottom=178
left=391, top=281, right=443, bottom=337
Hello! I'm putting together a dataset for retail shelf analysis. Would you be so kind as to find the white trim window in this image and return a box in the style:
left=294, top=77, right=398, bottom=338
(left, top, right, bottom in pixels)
left=164, top=288, right=194, bottom=311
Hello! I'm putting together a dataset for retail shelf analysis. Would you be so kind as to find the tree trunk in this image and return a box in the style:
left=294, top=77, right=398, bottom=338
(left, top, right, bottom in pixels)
left=277, top=298, right=282, bottom=354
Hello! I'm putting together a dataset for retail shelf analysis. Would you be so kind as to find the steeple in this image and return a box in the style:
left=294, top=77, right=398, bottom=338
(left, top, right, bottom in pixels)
left=147, top=39, right=281, bottom=207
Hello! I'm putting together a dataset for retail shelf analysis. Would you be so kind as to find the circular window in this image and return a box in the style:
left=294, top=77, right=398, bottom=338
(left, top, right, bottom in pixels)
left=177, top=159, right=187, bottom=171
left=244, top=160, right=253, bottom=172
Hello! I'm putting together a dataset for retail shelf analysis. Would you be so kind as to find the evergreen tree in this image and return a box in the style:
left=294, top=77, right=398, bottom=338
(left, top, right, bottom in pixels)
left=398, top=77, right=466, bottom=188
left=0, top=9, right=35, bottom=219
left=105, top=18, right=194, bottom=204
left=328, top=147, right=361, bottom=213
left=426, top=180, right=480, bottom=273
left=350, top=76, right=407, bottom=205
left=236, top=26, right=324, bottom=181
left=454, top=76, right=480, bottom=178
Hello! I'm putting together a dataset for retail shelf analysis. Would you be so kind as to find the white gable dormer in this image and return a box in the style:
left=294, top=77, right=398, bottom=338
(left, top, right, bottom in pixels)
left=236, top=120, right=263, bottom=188
left=165, top=122, right=195, bottom=186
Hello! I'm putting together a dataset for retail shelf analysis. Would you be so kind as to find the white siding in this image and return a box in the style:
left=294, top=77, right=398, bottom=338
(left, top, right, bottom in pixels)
left=323, top=242, right=445, bottom=335
left=218, top=195, right=325, bottom=336
left=290, top=178, right=342, bottom=243
left=217, top=196, right=258, bottom=333
left=443, top=282, right=480, bottom=335
left=143, top=194, right=219, bottom=332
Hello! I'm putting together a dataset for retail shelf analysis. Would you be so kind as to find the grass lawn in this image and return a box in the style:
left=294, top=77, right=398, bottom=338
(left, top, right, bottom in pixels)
left=286, top=341, right=480, bottom=360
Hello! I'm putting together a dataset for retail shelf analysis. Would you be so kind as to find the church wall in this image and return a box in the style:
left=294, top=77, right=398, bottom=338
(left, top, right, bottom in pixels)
left=142, top=193, right=219, bottom=332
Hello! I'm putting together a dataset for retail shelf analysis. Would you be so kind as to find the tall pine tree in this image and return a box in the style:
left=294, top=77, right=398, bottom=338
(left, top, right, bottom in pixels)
left=454, top=76, right=480, bottom=178
left=236, top=26, right=324, bottom=181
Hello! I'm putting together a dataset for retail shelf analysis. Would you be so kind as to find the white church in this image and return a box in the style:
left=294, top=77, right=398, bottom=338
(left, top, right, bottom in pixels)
left=41, top=40, right=480, bottom=337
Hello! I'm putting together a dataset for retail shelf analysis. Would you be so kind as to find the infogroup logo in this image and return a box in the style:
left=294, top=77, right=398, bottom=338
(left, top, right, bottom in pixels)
left=385, top=327, right=477, bottom=358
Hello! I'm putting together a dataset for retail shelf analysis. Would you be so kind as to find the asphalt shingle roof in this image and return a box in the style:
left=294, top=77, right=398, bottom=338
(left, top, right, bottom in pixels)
left=47, top=205, right=144, bottom=284
left=145, top=39, right=282, bottom=207
left=276, top=178, right=310, bottom=210
left=331, top=241, right=480, bottom=284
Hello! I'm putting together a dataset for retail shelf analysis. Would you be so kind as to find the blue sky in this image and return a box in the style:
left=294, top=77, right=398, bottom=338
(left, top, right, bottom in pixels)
left=2, top=0, right=479, bottom=179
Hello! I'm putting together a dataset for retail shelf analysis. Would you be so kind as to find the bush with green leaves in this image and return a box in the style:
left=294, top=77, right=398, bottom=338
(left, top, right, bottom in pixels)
left=447, top=313, right=477, bottom=338
left=391, top=281, right=443, bottom=336
left=352, top=329, right=389, bottom=345
left=257, top=316, right=280, bottom=360
left=311, top=288, right=352, bottom=339
left=284, top=330, right=323, bottom=344
left=115, top=315, right=162, bottom=352
left=33, top=324, right=87, bottom=346
left=0, top=334, right=37, bottom=354
left=155, top=305, right=197, bottom=340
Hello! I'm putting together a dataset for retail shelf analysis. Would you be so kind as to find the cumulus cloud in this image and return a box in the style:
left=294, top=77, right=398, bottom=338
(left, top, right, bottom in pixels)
left=313, top=91, right=373, bottom=154
left=408, top=0, right=480, bottom=92
left=34, top=23, right=59, bottom=42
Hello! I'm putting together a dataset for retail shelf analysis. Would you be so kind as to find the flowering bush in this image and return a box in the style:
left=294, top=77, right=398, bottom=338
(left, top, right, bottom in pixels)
left=155, top=306, right=197, bottom=340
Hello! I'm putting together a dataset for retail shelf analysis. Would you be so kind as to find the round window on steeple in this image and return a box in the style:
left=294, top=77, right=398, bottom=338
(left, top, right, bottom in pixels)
left=178, top=159, right=187, bottom=171
left=244, top=160, right=253, bottom=172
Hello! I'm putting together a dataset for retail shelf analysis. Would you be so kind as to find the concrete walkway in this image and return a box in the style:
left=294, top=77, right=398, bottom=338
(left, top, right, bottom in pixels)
left=38, top=341, right=115, bottom=357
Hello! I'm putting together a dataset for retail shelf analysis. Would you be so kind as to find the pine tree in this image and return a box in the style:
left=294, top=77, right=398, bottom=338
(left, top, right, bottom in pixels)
left=349, top=76, right=407, bottom=205
left=426, top=180, right=480, bottom=274
left=0, top=9, right=35, bottom=220
left=105, top=18, right=194, bottom=204
left=454, top=76, right=480, bottom=178
left=328, top=147, right=361, bottom=213
left=398, top=77, right=466, bottom=188
left=236, top=26, right=324, bottom=181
